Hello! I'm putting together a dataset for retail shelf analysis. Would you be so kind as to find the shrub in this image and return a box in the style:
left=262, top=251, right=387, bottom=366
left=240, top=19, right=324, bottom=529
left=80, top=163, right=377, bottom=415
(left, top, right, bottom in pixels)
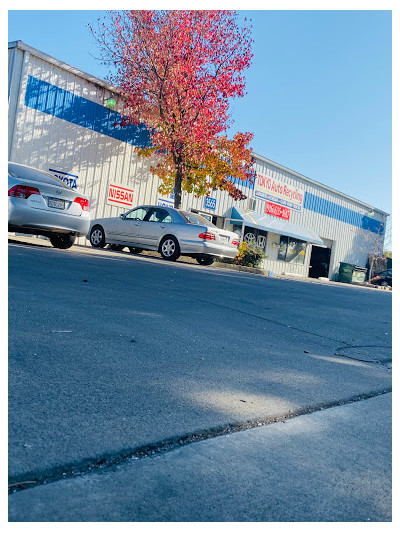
left=234, top=242, right=266, bottom=268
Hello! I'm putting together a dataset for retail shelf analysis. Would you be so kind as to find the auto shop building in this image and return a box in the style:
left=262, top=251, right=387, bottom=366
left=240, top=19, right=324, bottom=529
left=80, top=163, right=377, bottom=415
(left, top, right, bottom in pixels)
left=8, top=40, right=389, bottom=280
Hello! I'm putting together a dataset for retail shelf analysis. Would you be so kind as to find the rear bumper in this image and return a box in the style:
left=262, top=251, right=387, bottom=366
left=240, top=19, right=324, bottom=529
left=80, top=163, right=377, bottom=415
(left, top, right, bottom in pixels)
left=8, top=201, right=90, bottom=236
left=180, top=239, right=238, bottom=259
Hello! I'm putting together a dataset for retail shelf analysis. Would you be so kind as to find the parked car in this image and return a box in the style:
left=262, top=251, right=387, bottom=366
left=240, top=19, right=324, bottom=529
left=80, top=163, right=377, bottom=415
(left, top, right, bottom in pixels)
left=8, top=162, right=90, bottom=249
left=369, top=269, right=392, bottom=287
left=88, top=205, right=239, bottom=265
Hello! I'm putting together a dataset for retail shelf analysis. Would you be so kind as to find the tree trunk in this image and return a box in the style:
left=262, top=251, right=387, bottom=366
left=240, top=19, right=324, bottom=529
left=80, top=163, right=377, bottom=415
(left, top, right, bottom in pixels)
left=173, top=159, right=183, bottom=209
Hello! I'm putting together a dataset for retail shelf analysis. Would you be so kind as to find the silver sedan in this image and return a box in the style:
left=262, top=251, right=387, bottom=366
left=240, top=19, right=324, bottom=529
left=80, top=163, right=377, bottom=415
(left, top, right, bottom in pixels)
left=88, top=205, right=239, bottom=265
left=8, top=162, right=90, bottom=249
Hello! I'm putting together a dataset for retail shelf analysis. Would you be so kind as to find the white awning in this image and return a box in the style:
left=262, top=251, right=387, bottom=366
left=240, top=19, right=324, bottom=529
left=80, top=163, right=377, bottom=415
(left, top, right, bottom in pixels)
left=225, top=206, right=325, bottom=246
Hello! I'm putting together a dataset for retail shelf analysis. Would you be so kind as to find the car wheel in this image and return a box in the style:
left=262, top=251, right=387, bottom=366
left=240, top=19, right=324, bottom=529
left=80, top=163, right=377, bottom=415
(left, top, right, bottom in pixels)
left=49, top=233, right=76, bottom=249
left=129, top=247, right=143, bottom=254
left=160, top=236, right=180, bottom=261
left=196, top=256, right=215, bottom=266
left=109, top=244, right=124, bottom=252
left=90, top=225, right=106, bottom=248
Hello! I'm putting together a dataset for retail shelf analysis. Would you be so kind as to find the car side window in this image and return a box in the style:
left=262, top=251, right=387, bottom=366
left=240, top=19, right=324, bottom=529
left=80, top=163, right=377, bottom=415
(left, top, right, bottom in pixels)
left=124, top=208, right=149, bottom=221
left=145, top=208, right=172, bottom=223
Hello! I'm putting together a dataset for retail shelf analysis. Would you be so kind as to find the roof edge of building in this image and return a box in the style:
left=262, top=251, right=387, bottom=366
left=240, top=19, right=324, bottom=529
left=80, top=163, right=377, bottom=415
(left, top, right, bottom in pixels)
left=8, top=40, right=118, bottom=94
left=253, top=152, right=389, bottom=217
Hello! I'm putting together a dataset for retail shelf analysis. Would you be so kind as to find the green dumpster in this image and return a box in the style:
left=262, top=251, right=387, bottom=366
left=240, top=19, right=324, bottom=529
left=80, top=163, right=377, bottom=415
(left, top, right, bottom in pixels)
left=351, top=266, right=367, bottom=284
left=338, top=262, right=354, bottom=283
left=338, top=262, right=367, bottom=284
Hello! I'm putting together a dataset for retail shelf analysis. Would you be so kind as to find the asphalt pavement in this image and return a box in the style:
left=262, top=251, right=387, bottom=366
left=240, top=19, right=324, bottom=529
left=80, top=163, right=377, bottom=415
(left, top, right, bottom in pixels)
left=8, top=239, right=392, bottom=521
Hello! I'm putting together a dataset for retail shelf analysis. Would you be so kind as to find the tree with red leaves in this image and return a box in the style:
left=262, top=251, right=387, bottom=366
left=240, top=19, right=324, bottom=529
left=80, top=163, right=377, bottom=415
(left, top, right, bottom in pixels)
left=91, top=10, right=255, bottom=208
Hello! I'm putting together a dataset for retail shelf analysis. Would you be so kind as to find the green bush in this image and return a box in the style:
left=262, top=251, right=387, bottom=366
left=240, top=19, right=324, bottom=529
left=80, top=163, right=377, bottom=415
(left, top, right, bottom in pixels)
left=217, top=242, right=267, bottom=268
left=234, top=242, right=266, bottom=267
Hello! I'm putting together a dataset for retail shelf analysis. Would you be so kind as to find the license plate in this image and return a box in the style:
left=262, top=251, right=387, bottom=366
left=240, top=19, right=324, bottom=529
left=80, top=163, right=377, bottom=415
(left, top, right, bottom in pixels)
left=220, top=235, right=229, bottom=243
left=48, top=197, right=65, bottom=210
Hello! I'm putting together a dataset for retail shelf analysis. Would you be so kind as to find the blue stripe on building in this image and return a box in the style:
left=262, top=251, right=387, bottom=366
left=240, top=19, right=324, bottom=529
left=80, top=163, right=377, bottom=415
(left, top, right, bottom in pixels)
left=24, top=76, right=382, bottom=234
left=229, top=175, right=255, bottom=190
left=24, top=75, right=151, bottom=148
left=303, top=192, right=383, bottom=234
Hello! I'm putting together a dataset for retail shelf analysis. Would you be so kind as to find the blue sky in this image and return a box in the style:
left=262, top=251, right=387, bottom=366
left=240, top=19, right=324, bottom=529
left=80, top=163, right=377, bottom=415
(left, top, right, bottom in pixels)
left=8, top=9, right=392, bottom=215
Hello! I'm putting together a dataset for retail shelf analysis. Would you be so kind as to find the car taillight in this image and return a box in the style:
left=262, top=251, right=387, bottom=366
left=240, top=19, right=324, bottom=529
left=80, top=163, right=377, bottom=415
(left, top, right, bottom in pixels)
left=8, top=185, right=40, bottom=198
left=232, top=239, right=239, bottom=247
left=74, top=197, right=90, bottom=212
left=198, top=232, right=216, bottom=241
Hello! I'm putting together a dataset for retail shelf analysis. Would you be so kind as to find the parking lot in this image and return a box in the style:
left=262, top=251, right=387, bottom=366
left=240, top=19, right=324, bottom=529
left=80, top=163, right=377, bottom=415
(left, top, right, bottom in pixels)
left=8, top=237, right=392, bottom=521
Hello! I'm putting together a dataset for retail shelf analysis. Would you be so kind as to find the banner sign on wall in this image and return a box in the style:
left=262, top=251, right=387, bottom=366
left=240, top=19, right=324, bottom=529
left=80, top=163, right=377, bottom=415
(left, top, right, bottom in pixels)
left=49, top=168, right=79, bottom=190
left=265, top=201, right=291, bottom=220
left=255, top=174, right=304, bottom=212
left=158, top=198, right=174, bottom=207
left=107, top=183, right=134, bottom=207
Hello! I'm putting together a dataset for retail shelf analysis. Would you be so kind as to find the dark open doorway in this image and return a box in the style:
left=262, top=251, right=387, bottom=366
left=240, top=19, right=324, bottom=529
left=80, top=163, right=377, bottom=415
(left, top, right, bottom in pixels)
left=309, top=245, right=331, bottom=278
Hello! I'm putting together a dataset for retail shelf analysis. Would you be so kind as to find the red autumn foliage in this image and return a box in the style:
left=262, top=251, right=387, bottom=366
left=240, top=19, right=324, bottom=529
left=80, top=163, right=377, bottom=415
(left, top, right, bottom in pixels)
left=90, top=10, right=255, bottom=207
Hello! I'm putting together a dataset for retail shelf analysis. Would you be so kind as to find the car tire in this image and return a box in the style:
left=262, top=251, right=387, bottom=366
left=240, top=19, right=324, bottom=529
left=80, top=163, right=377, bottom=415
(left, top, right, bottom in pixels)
left=196, top=256, right=215, bottom=266
left=159, top=236, right=180, bottom=261
left=109, top=244, right=125, bottom=252
left=50, top=233, right=76, bottom=249
left=129, top=247, right=143, bottom=254
left=90, top=225, right=106, bottom=248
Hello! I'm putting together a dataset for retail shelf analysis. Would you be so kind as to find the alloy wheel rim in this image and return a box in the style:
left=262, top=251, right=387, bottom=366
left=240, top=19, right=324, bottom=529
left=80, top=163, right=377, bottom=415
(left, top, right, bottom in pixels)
left=162, top=239, right=175, bottom=257
left=91, top=229, right=102, bottom=245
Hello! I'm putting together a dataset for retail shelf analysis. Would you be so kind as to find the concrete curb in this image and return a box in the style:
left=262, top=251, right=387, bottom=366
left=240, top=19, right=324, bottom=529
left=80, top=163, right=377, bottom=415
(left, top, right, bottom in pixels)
left=212, top=261, right=266, bottom=276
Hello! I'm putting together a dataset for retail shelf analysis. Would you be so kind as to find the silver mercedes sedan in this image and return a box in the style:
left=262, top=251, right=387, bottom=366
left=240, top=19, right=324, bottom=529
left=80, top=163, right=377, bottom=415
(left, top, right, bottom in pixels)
left=88, top=205, right=239, bottom=265
left=8, top=162, right=90, bottom=249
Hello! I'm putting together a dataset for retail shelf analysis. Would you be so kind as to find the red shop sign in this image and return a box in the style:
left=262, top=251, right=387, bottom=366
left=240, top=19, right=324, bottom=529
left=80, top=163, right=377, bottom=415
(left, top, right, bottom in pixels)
left=265, top=201, right=290, bottom=220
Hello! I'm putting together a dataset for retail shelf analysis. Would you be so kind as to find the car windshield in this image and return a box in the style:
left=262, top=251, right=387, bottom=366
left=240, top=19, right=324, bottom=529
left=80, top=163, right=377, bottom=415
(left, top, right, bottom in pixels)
left=179, top=211, right=216, bottom=227
left=8, top=163, right=69, bottom=188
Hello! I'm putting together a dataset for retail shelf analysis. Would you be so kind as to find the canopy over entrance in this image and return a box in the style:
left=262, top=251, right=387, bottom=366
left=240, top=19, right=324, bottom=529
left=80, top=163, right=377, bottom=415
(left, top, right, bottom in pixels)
left=225, top=206, right=325, bottom=246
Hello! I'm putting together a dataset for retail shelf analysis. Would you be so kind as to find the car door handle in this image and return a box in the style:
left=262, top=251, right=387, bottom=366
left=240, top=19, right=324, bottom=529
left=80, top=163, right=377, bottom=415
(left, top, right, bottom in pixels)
left=134, top=222, right=141, bottom=226
left=159, top=224, right=166, bottom=228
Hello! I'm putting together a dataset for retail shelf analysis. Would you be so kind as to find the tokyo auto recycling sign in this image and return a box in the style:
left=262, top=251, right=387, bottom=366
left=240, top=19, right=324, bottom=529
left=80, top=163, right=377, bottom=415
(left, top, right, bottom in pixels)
left=254, top=173, right=304, bottom=212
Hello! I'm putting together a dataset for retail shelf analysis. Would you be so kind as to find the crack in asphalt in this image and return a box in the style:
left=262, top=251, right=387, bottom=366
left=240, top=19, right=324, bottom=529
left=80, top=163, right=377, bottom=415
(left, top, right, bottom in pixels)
left=333, top=353, right=392, bottom=364
left=8, top=388, right=392, bottom=495
left=333, top=344, right=392, bottom=365
left=149, top=286, right=392, bottom=364
left=152, top=287, right=358, bottom=347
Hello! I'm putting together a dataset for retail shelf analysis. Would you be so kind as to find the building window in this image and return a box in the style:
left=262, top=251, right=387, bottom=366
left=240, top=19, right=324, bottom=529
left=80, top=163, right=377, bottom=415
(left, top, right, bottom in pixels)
left=243, top=227, right=268, bottom=251
left=277, top=236, right=307, bottom=264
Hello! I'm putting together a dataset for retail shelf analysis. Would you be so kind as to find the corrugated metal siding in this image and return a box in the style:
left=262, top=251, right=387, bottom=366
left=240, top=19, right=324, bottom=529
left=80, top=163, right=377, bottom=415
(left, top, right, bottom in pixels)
left=8, top=45, right=387, bottom=276
left=8, top=46, right=26, bottom=157
left=250, top=159, right=386, bottom=278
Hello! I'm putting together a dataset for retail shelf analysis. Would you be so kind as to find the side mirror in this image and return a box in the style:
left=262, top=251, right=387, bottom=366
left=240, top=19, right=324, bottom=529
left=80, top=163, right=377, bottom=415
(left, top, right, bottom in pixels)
left=120, top=213, right=126, bottom=220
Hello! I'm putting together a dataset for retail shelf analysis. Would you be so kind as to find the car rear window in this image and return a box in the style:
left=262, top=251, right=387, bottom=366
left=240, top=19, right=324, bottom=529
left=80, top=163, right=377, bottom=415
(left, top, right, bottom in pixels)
left=8, top=163, right=69, bottom=188
left=179, top=211, right=216, bottom=227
